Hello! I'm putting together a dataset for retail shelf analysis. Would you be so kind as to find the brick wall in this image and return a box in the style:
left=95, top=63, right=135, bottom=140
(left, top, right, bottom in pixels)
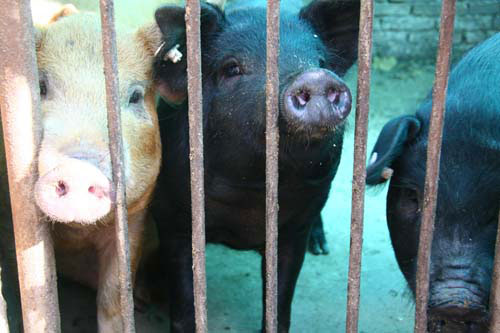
left=373, top=0, right=500, bottom=61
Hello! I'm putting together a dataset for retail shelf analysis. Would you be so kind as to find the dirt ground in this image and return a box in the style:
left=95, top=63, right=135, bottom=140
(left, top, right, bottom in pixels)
left=33, top=1, right=440, bottom=332
left=56, top=61, right=437, bottom=333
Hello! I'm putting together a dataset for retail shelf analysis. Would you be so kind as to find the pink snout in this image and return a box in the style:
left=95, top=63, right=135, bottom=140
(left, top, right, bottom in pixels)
left=35, top=158, right=111, bottom=224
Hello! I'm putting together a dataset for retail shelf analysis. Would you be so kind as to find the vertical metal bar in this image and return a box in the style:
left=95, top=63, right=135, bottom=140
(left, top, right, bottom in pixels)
left=345, top=1, right=373, bottom=332
left=490, top=213, right=500, bottom=332
left=414, top=1, right=456, bottom=332
left=265, top=0, right=280, bottom=332
left=490, top=210, right=500, bottom=331
left=185, top=1, right=207, bottom=332
left=0, top=1, right=61, bottom=332
left=99, top=1, right=135, bottom=332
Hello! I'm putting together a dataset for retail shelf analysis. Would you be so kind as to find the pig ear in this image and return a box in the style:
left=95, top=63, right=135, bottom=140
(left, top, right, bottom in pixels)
left=299, top=0, right=360, bottom=76
left=48, top=4, right=79, bottom=24
left=153, top=3, right=225, bottom=103
left=366, top=115, right=421, bottom=185
left=135, top=22, right=164, bottom=58
left=206, top=0, right=227, bottom=10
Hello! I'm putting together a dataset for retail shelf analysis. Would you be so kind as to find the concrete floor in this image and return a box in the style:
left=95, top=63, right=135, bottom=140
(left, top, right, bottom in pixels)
left=57, top=62, right=437, bottom=332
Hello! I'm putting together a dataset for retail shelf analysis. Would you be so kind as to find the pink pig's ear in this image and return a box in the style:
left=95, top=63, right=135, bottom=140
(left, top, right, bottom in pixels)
left=47, top=4, right=79, bottom=24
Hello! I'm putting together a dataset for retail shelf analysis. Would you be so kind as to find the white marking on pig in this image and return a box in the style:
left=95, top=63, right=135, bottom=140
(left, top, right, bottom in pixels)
left=369, top=152, right=378, bottom=165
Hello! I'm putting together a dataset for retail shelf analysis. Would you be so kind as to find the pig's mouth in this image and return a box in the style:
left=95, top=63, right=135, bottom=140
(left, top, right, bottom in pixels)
left=427, top=299, right=489, bottom=333
left=279, top=110, right=347, bottom=142
left=34, top=158, right=112, bottom=224
left=427, top=316, right=489, bottom=333
left=426, top=281, right=490, bottom=333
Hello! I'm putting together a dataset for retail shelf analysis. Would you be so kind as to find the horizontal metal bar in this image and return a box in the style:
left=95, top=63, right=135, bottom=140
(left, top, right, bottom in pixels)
left=0, top=0, right=60, bottom=332
left=98, top=0, right=135, bottom=331
left=414, top=1, right=456, bottom=332
left=345, top=1, right=374, bottom=332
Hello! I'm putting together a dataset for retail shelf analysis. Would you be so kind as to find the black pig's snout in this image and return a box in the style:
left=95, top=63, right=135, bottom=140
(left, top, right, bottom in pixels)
left=427, top=277, right=490, bottom=332
left=283, top=69, right=352, bottom=128
left=427, top=302, right=489, bottom=333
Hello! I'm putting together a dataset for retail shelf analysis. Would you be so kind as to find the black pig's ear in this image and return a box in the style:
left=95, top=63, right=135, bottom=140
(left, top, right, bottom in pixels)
left=366, top=115, right=421, bottom=185
left=154, top=3, right=225, bottom=103
left=299, top=0, right=360, bottom=76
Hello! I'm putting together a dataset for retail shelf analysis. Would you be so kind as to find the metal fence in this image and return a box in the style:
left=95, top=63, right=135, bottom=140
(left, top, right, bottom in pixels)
left=0, top=0, right=499, bottom=332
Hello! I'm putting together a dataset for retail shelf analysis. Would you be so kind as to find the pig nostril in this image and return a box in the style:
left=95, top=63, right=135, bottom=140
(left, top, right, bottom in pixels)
left=292, top=90, right=310, bottom=109
left=88, top=185, right=107, bottom=199
left=56, top=181, right=68, bottom=197
left=327, top=89, right=340, bottom=104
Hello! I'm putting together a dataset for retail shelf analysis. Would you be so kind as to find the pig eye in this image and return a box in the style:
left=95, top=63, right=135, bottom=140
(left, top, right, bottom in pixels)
left=221, top=59, right=243, bottom=79
left=39, top=78, right=48, bottom=98
left=319, top=57, right=326, bottom=68
left=128, top=87, right=144, bottom=105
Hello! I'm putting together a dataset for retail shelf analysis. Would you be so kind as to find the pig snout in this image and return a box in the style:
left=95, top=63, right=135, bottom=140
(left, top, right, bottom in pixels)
left=35, top=158, right=111, bottom=224
left=427, top=275, right=489, bottom=333
left=283, top=69, right=352, bottom=128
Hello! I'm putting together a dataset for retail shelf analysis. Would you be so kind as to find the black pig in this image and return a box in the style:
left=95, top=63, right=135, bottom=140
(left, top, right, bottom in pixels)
left=152, top=1, right=359, bottom=331
left=366, top=33, right=500, bottom=332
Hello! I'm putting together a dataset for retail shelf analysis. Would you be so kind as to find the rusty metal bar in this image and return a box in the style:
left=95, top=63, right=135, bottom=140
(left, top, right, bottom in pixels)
left=185, top=1, right=208, bottom=332
left=0, top=0, right=61, bottom=332
left=99, top=0, right=135, bottom=332
left=490, top=210, right=500, bottom=331
left=265, top=0, right=280, bottom=331
left=345, top=1, right=373, bottom=332
left=414, top=1, right=456, bottom=332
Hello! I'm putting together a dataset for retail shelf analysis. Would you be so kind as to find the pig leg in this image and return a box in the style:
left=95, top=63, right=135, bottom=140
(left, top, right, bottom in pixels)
left=95, top=210, right=145, bottom=332
left=163, top=234, right=196, bottom=333
left=261, top=226, right=308, bottom=333
left=308, top=215, right=329, bottom=255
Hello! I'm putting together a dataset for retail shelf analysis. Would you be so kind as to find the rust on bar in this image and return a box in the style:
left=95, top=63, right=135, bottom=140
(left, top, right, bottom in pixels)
left=99, top=0, right=135, bottom=332
left=265, top=0, right=280, bottom=332
left=0, top=0, right=61, bottom=332
left=345, top=0, right=373, bottom=332
left=185, top=1, right=208, bottom=332
left=414, top=1, right=456, bottom=332
left=490, top=210, right=500, bottom=331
